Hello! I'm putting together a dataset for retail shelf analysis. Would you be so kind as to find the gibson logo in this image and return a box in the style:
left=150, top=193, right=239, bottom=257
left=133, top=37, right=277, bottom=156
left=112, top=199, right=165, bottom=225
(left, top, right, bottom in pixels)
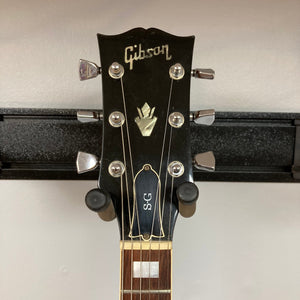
left=124, top=44, right=172, bottom=70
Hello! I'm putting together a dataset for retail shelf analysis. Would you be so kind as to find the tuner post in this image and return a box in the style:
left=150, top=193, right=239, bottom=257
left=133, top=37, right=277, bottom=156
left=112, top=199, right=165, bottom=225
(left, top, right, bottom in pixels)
left=85, top=189, right=116, bottom=222
left=109, top=62, right=124, bottom=79
left=176, top=182, right=199, bottom=218
left=169, top=63, right=185, bottom=80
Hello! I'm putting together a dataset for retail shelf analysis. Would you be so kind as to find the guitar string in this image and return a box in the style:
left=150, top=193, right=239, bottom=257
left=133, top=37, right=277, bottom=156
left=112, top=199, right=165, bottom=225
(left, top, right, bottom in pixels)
left=149, top=78, right=174, bottom=240
left=168, top=177, right=175, bottom=279
left=148, top=78, right=174, bottom=299
left=166, top=151, right=175, bottom=300
left=168, top=177, right=175, bottom=239
left=120, top=77, right=143, bottom=300
left=120, top=125, right=133, bottom=300
left=157, top=125, right=173, bottom=300
left=120, top=74, right=175, bottom=299
left=161, top=126, right=173, bottom=228
left=120, top=174, right=124, bottom=300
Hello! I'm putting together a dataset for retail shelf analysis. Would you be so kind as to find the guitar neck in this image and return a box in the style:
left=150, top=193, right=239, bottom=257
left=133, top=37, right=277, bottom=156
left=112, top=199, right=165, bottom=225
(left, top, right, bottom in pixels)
left=120, top=241, right=172, bottom=300
left=78, top=28, right=202, bottom=299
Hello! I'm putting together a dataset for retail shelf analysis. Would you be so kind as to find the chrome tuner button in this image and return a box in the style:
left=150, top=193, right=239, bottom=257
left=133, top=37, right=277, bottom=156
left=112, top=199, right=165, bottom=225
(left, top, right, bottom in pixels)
left=76, top=152, right=99, bottom=174
left=77, top=111, right=101, bottom=123
left=108, top=161, right=125, bottom=178
left=169, top=112, right=184, bottom=128
left=169, top=63, right=185, bottom=80
left=191, top=68, right=215, bottom=80
left=193, top=109, right=215, bottom=126
left=109, top=111, right=125, bottom=127
left=194, top=151, right=216, bottom=172
left=109, top=62, right=124, bottom=79
left=79, top=59, right=101, bottom=81
left=168, top=161, right=184, bottom=177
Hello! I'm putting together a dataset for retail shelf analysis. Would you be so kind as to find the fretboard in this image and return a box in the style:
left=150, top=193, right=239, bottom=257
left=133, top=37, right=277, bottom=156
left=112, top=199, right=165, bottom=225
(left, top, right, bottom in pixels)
left=120, top=241, right=172, bottom=300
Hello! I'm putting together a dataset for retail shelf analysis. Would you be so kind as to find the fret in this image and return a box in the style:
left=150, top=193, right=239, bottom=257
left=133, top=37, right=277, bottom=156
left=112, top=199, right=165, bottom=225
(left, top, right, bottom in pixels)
left=122, top=295, right=171, bottom=300
left=120, top=241, right=172, bottom=300
left=122, top=290, right=171, bottom=294
left=122, top=294, right=171, bottom=300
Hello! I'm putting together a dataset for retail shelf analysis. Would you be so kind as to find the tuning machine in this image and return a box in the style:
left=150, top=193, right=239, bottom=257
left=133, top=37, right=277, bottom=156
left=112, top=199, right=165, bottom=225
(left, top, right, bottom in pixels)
left=191, top=68, right=215, bottom=80
left=76, top=152, right=116, bottom=221
left=79, top=59, right=101, bottom=80
left=77, top=60, right=102, bottom=123
left=77, top=111, right=103, bottom=123
left=76, top=151, right=99, bottom=174
left=191, top=109, right=215, bottom=126
left=194, top=151, right=216, bottom=172
left=177, top=152, right=216, bottom=218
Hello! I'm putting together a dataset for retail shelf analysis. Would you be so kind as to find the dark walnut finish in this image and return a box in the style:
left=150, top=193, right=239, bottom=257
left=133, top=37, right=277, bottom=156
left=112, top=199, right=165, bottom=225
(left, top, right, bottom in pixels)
left=98, top=28, right=195, bottom=241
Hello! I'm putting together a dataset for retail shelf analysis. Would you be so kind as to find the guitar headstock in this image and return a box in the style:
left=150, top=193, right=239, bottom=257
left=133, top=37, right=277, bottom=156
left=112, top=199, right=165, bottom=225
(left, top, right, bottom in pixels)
left=76, top=28, right=215, bottom=241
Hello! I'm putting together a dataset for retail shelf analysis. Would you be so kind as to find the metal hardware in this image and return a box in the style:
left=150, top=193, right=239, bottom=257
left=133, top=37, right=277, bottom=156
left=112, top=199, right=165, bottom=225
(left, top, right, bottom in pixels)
left=292, top=120, right=300, bottom=179
left=109, top=111, right=125, bottom=127
left=76, top=152, right=99, bottom=174
left=168, top=161, right=184, bottom=177
left=194, top=151, right=215, bottom=172
left=168, top=112, right=184, bottom=128
left=189, top=112, right=194, bottom=122
left=169, top=63, right=185, bottom=80
left=1, top=109, right=300, bottom=183
left=143, top=233, right=151, bottom=241
left=191, top=68, right=215, bottom=80
left=192, top=109, right=215, bottom=126
left=77, top=111, right=102, bottom=123
left=79, top=59, right=101, bottom=81
left=108, top=161, right=125, bottom=178
left=109, top=62, right=124, bottom=79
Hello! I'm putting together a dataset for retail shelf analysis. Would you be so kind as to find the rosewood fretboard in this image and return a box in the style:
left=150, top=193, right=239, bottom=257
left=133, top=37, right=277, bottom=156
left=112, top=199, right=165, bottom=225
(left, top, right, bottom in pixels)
left=120, top=242, right=172, bottom=300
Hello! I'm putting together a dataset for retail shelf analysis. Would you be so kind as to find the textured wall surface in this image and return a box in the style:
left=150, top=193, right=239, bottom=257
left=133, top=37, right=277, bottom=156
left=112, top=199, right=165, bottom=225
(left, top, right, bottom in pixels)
left=1, top=0, right=300, bottom=299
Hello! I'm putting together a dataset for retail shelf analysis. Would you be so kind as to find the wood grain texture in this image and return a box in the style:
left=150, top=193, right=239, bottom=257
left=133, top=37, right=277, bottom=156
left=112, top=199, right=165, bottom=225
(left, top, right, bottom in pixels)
left=123, top=295, right=171, bottom=300
left=120, top=247, right=172, bottom=300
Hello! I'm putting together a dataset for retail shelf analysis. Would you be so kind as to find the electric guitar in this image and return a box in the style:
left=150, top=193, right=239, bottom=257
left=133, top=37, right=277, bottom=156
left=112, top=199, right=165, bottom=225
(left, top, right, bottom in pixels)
left=76, top=28, right=215, bottom=300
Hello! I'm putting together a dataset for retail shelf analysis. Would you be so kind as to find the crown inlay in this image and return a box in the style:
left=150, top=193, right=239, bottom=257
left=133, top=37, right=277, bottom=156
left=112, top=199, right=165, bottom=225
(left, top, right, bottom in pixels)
left=134, top=102, right=157, bottom=137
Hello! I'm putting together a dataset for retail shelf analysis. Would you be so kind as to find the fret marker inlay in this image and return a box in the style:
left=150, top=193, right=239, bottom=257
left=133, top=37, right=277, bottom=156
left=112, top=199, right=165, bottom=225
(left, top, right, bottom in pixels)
left=133, top=261, right=159, bottom=278
left=120, top=241, right=172, bottom=299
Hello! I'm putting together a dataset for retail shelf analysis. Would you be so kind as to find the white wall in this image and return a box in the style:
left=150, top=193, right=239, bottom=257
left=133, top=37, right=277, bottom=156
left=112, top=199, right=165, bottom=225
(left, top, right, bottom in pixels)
left=1, top=0, right=300, bottom=299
